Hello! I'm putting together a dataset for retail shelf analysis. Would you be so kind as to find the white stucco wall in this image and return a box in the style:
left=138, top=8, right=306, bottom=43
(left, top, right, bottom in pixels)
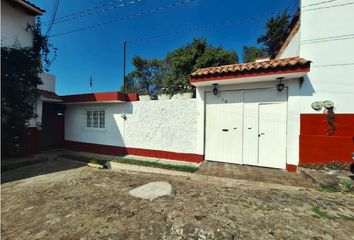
left=279, top=30, right=300, bottom=58
left=38, top=73, right=56, bottom=92
left=125, top=100, right=200, bottom=154
left=65, top=99, right=202, bottom=155
left=1, top=0, right=35, bottom=47
left=299, top=0, right=354, bottom=113
left=65, top=103, right=126, bottom=147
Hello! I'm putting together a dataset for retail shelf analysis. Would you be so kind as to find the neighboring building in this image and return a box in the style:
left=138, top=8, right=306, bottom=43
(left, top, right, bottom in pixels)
left=61, top=0, right=353, bottom=171
left=1, top=0, right=63, bottom=153
left=1, top=0, right=44, bottom=47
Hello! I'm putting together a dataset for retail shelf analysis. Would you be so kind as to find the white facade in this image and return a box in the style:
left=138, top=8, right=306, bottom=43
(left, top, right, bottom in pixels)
left=1, top=0, right=35, bottom=47
left=298, top=0, right=354, bottom=114
left=65, top=99, right=202, bottom=156
left=279, top=0, right=354, bottom=114
left=38, top=73, right=56, bottom=92
left=279, top=30, right=300, bottom=58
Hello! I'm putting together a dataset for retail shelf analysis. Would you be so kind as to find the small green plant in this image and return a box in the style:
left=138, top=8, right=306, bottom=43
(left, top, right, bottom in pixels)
left=59, top=154, right=199, bottom=173
left=111, top=157, right=199, bottom=172
left=158, top=87, right=171, bottom=95
left=312, top=207, right=332, bottom=219
left=340, top=179, right=352, bottom=192
left=317, top=186, right=340, bottom=193
left=176, top=85, right=194, bottom=94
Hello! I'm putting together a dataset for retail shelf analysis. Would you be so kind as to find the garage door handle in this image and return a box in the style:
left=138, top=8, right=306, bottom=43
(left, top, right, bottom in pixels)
left=222, top=129, right=229, bottom=132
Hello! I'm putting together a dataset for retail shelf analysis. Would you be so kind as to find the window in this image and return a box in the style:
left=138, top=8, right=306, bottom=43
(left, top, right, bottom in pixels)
left=85, top=110, right=105, bottom=128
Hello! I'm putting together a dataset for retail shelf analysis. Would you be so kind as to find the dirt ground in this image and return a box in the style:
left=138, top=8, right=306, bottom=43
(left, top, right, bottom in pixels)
left=1, top=159, right=354, bottom=240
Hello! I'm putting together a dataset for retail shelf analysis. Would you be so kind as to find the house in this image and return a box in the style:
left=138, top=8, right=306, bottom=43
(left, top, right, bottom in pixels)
left=1, top=0, right=63, bottom=153
left=190, top=1, right=354, bottom=170
left=62, top=0, right=354, bottom=171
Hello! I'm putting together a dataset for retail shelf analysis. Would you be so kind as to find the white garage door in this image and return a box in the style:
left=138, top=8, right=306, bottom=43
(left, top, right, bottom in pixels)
left=205, top=88, right=287, bottom=169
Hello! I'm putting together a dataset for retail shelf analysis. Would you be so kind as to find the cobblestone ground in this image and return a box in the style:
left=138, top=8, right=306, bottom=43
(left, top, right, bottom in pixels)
left=1, top=159, right=354, bottom=240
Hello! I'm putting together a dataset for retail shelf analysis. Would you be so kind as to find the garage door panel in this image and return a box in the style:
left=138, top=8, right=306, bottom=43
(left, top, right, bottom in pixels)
left=258, top=103, right=287, bottom=169
left=242, top=102, right=259, bottom=166
left=205, top=91, right=243, bottom=164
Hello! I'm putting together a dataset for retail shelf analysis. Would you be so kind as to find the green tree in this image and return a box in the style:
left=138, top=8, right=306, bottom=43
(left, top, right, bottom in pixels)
left=125, top=38, right=238, bottom=95
left=165, top=38, right=238, bottom=93
left=257, top=10, right=290, bottom=56
left=242, top=45, right=267, bottom=63
left=122, top=55, right=164, bottom=95
left=1, top=21, right=56, bottom=157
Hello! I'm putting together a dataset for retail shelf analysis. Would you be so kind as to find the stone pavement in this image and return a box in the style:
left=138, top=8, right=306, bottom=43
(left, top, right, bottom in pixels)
left=196, top=161, right=314, bottom=188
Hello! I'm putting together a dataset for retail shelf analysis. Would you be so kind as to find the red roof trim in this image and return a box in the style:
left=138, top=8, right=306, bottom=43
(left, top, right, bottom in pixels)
left=61, top=92, right=138, bottom=103
left=190, top=65, right=310, bottom=83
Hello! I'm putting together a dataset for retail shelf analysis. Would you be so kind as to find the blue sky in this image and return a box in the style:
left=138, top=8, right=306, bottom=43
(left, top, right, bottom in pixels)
left=32, top=0, right=298, bottom=95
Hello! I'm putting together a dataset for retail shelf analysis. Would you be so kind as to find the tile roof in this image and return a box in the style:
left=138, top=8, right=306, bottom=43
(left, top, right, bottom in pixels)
left=38, top=90, right=62, bottom=101
left=190, top=57, right=310, bottom=79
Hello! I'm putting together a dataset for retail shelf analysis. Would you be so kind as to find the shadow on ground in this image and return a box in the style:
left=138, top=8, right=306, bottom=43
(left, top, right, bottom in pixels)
left=1, top=158, right=86, bottom=184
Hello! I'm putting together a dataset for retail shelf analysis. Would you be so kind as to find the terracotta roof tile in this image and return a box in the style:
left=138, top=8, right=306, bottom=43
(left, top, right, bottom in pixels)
left=190, top=57, right=310, bottom=79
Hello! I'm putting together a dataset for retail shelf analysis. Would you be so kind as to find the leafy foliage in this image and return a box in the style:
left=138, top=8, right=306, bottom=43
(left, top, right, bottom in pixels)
left=242, top=45, right=267, bottom=63
left=124, top=38, right=238, bottom=95
left=1, top=20, right=55, bottom=157
left=165, top=38, right=238, bottom=94
left=123, top=56, right=165, bottom=95
left=257, top=10, right=290, bottom=56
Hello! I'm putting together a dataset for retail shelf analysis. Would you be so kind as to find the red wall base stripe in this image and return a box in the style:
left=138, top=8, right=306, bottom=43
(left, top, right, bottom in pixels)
left=65, top=141, right=204, bottom=163
left=300, top=114, right=354, bottom=165
left=286, top=164, right=297, bottom=173
left=299, top=135, right=353, bottom=165
left=26, top=127, right=41, bottom=154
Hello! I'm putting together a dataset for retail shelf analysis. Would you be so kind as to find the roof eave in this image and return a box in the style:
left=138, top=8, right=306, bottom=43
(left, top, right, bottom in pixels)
left=190, top=65, right=310, bottom=87
left=13, top=0, right=45, bottom=16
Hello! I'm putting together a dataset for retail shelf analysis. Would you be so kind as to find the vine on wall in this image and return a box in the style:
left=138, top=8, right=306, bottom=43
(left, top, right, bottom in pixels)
left=1, top=20, right=56, bottom=157
left=324, top=107, right=336, bottom=136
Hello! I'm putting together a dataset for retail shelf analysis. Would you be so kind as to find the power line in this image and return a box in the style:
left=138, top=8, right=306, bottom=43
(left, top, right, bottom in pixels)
left=45, top=0, right=144, bottom=26
left=302, top=0, right=340, bottom=8
left=301, top=34, right=354, bottom=44
left=44, top=0, right=124, bottom=23
left=126, top=11, right=276, bottom=43
left=302, top=1, right=354, bottom=12
left=45, top=0, right=60, bottom=36
left=49, top=0, right=196, bottom=38
left=312, top=62, right=354, bottom=67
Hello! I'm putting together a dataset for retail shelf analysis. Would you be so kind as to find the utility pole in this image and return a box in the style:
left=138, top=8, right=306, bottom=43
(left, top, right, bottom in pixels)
left=89, top=74, right=93, bottom=93
left=123, top=40, right=127, bottom=93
